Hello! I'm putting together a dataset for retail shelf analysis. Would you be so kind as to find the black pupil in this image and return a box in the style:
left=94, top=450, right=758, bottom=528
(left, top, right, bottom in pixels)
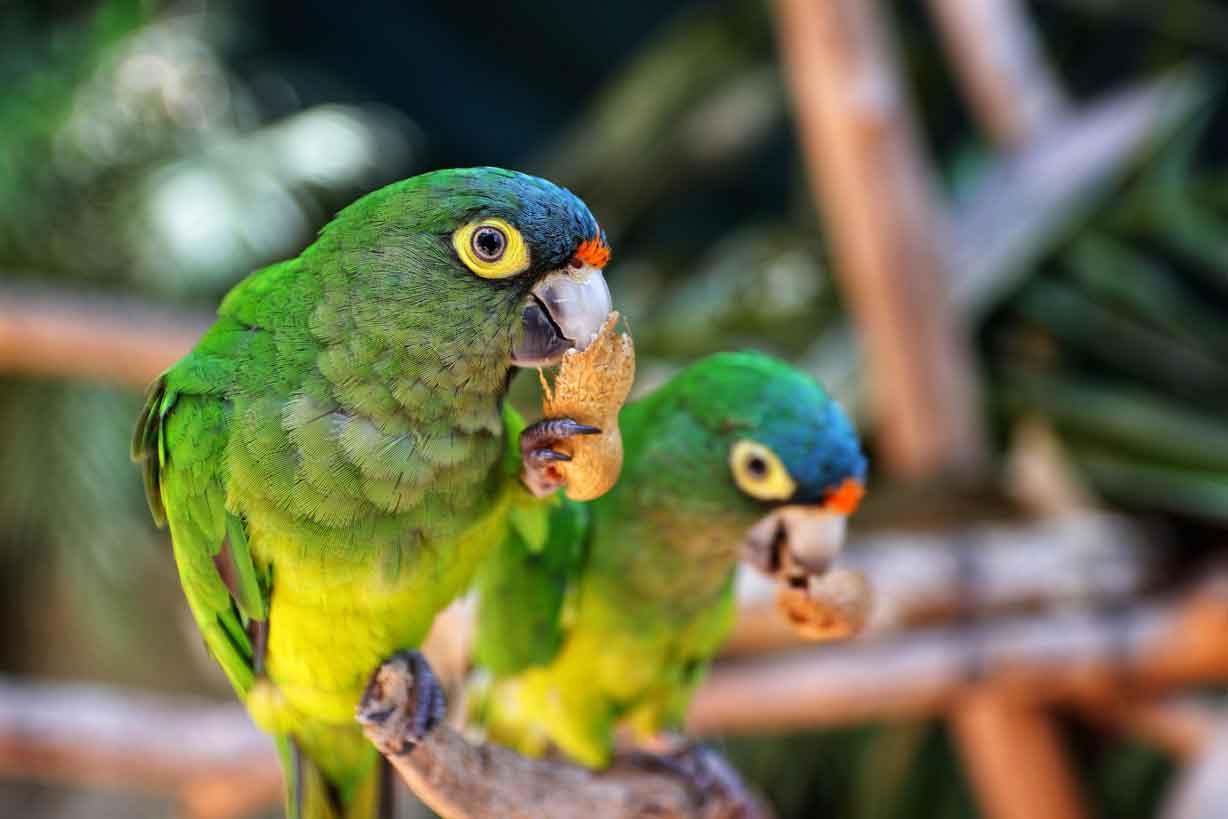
left=474, top=227, right=505, bottom=260
left=747, top=456, right=768, bottom=478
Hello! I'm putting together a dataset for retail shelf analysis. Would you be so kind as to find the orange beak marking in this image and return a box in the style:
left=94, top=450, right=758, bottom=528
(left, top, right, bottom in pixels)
left=825, top=478, right=865, bottom=515
left=572, top=237, right=611, bottom=269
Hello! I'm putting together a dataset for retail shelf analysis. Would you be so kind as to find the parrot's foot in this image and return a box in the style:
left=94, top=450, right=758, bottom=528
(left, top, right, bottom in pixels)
left=357, top=651, right=447, bottom=757
left=519, top=417, right=601, bottom=497
left=619, top=743, right=774, bottom=819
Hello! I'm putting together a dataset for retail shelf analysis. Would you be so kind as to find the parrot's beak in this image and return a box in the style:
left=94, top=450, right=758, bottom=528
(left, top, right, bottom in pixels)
left=741, top=478, right=864, bottom=576
left=742, top=505, right=849, bottom=576
left=512, top=263, right=611, bottom=368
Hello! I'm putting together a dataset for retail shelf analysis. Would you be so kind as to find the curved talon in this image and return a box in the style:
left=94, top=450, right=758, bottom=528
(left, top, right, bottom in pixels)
left=531, top=449, right=572, bottom=462
left=521, top=419, right=601, bottom=445
left=519, top=417, right=602, bottom=497
left=621, top=743, right=773, bottom=819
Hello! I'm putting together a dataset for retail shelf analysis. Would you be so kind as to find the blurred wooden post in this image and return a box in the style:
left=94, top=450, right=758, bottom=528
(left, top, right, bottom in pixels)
left=951, top=691, right=1088, bottom=819
left=774, top=0, right=984, bottom=479
left=928, top=0, right=1068, bottom=149
left=923, top=3, right=1081, bottom=816
left=774, top=1, right=1081, bottom=817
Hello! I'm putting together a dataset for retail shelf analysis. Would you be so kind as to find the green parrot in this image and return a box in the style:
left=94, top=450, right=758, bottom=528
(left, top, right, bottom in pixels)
left=471, top=351, right=867, bottom=775
left=131, top=167, right=614, bottom=818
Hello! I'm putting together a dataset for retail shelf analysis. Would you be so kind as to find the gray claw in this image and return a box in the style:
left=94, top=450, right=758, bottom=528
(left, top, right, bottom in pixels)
left=519, top=417, right=601, bottom=497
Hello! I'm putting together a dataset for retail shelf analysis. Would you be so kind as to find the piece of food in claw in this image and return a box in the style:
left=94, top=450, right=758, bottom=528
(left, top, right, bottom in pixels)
left=539, top=311, right=635, bottom=501
left=777, top=567, right=871, bottom=640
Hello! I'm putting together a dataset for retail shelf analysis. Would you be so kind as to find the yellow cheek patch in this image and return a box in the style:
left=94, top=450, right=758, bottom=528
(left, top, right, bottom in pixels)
left=730, top=439, right=797, bottom=502
left=453, top=218, right=530, bottom=279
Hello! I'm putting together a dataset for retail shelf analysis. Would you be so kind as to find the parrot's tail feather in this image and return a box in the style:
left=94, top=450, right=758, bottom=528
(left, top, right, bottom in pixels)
left=285, top=739, right=389, bottom=819
left=297, top=751, right=342, bottom=819
left=340, top=756, right=390, bottom=819
left=273, top=735, right=299, bottom=819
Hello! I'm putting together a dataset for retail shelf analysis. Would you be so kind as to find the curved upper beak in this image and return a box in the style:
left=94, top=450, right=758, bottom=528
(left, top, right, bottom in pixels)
left=512, top=263, right=611, bottom=368
left=742, top=505, right=849, bottom=577
left=742, top=477, right=864, bottom=577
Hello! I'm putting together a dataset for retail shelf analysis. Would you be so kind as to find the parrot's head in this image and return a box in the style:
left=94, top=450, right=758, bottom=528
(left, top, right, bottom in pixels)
left=330, top=166, right=612, bottom=379
left=630, top=351, right=867, bottom=573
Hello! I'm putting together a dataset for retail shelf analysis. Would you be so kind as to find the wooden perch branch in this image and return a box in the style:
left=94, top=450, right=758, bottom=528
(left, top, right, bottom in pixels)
left=357, top=654, right=769, bottom=819
left=0, top=285, right=209, bottom=388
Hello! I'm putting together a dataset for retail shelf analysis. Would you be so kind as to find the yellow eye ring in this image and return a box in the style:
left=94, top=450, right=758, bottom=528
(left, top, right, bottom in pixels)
left=729, top=440, right=796, bottom=501
left=453, top=218, right=530, bottom=279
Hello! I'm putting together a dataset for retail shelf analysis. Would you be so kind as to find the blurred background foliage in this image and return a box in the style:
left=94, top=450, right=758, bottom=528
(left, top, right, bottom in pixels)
left=2, top=0, right=1227, bottom=817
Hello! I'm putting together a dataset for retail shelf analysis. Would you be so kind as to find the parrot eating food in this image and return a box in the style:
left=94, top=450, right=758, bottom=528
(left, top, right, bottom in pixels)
left=471, top=351, right=867, bottom=779
left=132, top=167, right=613, bottom=818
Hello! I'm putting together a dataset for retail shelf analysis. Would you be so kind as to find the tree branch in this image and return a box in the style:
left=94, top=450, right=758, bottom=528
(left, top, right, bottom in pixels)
left=2, top=575, right=1224, bottom=816
left=728, top=511, right=1157, bottom=653
left=950, top=690, right=1088, bottom=819
left=0, top=284, right=209, bottom=387
left=0, top=677, right=280, bottom=819
left=358, top=654, right=769, bottom=819
left=1161, top=723, right=1228, bottom=819
left=774, top=0, right=985, bottom=477
left=927, top=0, right=1068, bottom=148
left=687, top=573, right=1228, bottom=735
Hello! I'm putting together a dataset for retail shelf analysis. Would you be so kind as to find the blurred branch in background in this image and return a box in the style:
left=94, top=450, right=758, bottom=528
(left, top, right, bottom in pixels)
left=766, top=2, right=1207, bottom=817
left=0, top=676, right=279, bottom=819
left=4, top=0, right=1228, bottom=817
left=927, top=0, right=1068, bottom=149
left=0, top=285, right=209, bottom=387
left=692, top=572, right=1228, bottom=735
left=1093, top=695, right=1223, bottom=760
left=951, top=691, right=1087, bottom=819
left=731, top=511, right=1160, bottom=653
left=774, top=0, right=985, bottom=479
left=1161, top=721, right=1228, bottom=819
left=950, top=68, right=1209, bottom=317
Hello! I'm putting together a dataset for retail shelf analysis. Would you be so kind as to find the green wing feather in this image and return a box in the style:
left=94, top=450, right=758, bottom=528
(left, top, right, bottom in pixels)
left=132, top=353, right=265, bottom=698
left=475, top=495, right=590, bottom=676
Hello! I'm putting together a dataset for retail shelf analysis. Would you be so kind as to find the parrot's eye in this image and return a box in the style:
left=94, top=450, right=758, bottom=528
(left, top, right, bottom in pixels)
left=729, top=439, right=796, bottom=502
left=453, top=218, right=530, bottom=279
left=473, top=226, right=506, bottom=261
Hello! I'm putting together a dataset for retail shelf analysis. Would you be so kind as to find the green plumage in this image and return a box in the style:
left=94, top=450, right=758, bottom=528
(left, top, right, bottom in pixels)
left=472, top=352, right=866, bottom=768
left=133, top=167, right=604, bottom=817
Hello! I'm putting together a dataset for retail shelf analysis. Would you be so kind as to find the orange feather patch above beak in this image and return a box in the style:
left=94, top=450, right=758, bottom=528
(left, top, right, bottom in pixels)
left=825, top=478, right=865, bottom=515
left=572, top=237, right=611, bottom=269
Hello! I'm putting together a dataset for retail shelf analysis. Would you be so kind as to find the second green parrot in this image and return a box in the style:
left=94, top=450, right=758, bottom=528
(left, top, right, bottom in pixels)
left=471, top=351, right=867, bottom=769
